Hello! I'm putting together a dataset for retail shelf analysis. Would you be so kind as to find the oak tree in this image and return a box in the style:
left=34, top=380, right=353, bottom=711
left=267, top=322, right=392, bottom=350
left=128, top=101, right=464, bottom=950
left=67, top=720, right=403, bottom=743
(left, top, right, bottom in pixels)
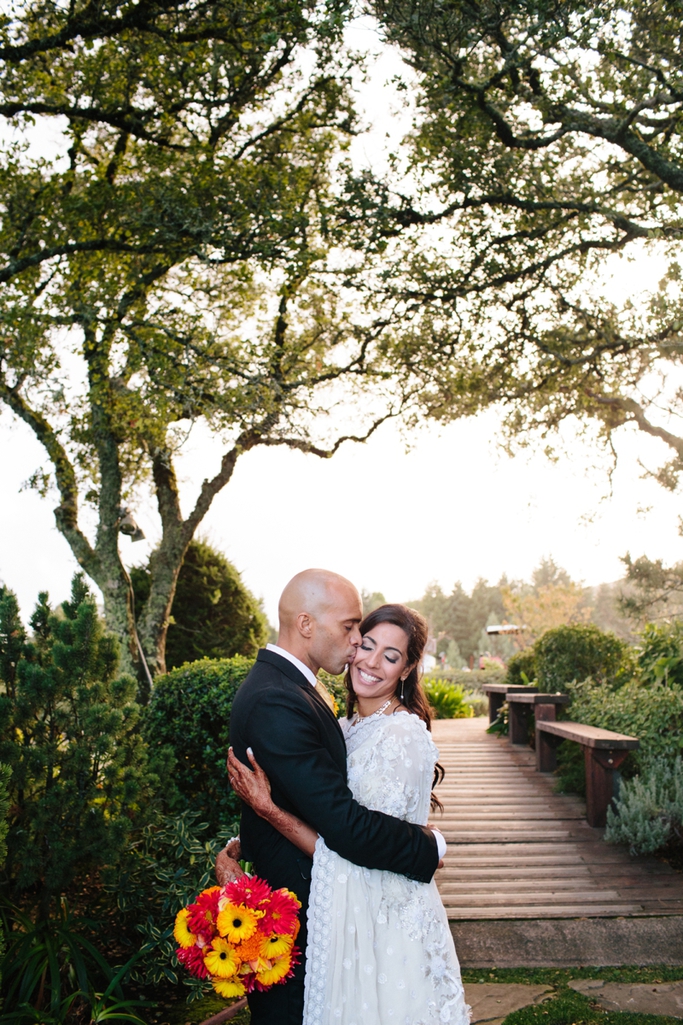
left=0, top=0, right=428, bottom=683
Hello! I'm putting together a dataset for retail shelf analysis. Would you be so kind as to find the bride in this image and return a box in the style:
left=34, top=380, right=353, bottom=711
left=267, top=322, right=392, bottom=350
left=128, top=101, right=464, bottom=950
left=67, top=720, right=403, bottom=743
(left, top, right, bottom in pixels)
left=228, top=603, right=471, bottom=1025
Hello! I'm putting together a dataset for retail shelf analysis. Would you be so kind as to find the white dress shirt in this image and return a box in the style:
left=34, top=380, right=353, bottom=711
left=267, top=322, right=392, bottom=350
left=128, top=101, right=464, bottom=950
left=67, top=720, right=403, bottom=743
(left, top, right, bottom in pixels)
left=266, top=642, right=317, bottom=686
left=264, top=643, right=447, bottom=861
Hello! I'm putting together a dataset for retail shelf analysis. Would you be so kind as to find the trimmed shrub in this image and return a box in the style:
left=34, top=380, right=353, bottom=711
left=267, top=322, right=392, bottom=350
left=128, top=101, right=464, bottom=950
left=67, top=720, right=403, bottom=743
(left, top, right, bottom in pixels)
left=424, top=679, right=475, bottom=719
left=505, top=649, right=537, bottom=687
left=142, top=656, right=253, bottom=834
left=605, top=756, right=683, bottom=855
left=533, top=623, right=632, bottom=692
left=132, top=540, right=268, bottom=670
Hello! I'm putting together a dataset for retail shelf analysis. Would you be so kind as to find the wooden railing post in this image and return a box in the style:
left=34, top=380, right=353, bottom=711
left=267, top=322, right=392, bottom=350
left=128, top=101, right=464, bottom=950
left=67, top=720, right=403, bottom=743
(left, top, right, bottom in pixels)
left=536, top=728, right=560, bottom=773
left=584, top=747, right=631, bottom=828
left=508, top=700, right=527, bottom=743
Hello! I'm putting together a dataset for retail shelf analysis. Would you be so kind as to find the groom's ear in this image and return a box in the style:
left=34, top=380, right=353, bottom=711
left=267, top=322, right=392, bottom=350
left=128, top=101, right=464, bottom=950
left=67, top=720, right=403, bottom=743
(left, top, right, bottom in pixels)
left=296, top=611, right=314, bottom=638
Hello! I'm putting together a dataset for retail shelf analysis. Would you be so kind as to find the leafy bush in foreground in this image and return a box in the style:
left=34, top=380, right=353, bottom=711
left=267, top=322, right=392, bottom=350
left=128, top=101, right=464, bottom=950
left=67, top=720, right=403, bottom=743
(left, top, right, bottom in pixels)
left=108, top=810, right=236, bottom=993
left=606, top=756, right=683, bottom=855
left=637, top=621, right=683, bottom=687
left=424, top=679, right=475, bottom=719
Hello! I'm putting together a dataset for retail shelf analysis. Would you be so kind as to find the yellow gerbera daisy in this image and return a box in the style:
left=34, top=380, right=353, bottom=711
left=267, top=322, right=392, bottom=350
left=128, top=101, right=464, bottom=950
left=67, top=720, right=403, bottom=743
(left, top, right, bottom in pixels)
left=212, top=977, right=246, bottom=999
left=260, top=932, right=294, bottom=959
left=173, top=908, right=198, bottom=949
left=256, top=954, right=292, bottom=987
left=203, top=937, right=239, bottom=979
left=216, top=902, right=258, bottom=944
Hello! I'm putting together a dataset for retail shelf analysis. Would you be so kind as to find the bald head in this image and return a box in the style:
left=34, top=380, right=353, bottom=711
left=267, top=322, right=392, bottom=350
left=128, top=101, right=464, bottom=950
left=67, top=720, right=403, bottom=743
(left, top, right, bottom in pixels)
left=277, top=569, right=363, bottom=675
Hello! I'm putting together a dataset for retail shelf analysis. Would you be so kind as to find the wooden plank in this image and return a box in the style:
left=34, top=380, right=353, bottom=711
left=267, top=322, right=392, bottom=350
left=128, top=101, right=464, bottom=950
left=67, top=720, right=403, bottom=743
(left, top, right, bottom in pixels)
left=428, top=717, right=683, bottom=922
left=536, top=720, right=639, bottom=748
left=440, top=905, right=644, bottom=919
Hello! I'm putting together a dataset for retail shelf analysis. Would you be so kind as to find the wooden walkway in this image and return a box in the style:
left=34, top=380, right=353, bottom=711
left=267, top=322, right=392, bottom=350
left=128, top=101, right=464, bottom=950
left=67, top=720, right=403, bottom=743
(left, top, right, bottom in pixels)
left=430, top=717, right=683, bottom=921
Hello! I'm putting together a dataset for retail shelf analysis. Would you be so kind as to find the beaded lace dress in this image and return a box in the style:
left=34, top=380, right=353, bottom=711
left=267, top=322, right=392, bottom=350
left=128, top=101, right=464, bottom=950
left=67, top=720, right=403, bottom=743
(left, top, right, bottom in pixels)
left=302, top=711, right=471, bottom=1025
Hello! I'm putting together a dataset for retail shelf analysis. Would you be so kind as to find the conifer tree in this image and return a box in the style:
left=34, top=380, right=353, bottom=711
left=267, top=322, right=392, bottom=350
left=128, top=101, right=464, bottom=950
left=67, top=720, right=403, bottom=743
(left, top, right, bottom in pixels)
left=0, top=577, right=161, bottom=920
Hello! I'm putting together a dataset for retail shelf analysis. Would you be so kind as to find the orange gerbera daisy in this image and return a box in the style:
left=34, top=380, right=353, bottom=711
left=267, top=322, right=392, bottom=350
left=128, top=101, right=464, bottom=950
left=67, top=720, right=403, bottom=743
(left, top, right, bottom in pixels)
left=234, top=931, right=264, bottom=964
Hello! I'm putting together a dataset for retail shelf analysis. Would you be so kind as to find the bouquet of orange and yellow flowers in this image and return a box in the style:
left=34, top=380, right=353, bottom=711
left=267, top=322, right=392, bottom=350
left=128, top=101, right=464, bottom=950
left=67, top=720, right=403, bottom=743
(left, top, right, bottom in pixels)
left=173, top=876, right=301, bottom=998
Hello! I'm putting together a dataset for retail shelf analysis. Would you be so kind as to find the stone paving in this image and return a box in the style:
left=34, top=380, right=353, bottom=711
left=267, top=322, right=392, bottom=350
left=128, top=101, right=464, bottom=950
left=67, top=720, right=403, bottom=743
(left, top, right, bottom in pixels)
left=464, top=984, right=554, bottom=1024
left=569, top=979, right=683, bottom=1018
left=463, top=980, right=683, bottom=1022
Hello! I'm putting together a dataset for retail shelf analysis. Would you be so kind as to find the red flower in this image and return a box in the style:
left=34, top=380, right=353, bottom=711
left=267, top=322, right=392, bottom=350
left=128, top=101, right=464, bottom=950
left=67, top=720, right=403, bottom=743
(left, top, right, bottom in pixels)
left=225, top=875, right=272, bottom=910
left=259, top=888, right=300, bottom=935
left=187, top=886, right=221, bottom=939
left=176, top=943, right=210, bottom=979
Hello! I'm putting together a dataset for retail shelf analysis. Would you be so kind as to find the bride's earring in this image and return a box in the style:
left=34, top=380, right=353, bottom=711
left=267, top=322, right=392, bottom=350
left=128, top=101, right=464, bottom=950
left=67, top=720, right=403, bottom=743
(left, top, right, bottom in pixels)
left=400, top=677, right=406, bottom=702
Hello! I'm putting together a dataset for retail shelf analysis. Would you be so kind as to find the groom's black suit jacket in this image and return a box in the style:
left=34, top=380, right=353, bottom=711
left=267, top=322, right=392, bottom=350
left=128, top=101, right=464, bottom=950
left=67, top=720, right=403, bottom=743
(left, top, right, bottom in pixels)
left=229, top=648, right=439, bottom=983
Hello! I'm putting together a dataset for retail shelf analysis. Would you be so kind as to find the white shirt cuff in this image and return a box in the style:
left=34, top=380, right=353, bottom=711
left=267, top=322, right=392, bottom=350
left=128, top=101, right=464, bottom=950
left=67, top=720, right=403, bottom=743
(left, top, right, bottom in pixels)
left=432, top=828, right=446, bottom=860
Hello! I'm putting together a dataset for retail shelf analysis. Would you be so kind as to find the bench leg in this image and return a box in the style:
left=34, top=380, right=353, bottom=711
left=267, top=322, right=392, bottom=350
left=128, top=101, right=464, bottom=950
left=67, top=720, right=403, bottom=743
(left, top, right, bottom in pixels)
left=534, top=703, right=558, bottom=724
left=488, top=692, right=504, bottom=724
left=536, top=728, right=560, bottom=772
left=584, top=747, right=631, bottom=828
left=509, top=702, right=529, bottom=744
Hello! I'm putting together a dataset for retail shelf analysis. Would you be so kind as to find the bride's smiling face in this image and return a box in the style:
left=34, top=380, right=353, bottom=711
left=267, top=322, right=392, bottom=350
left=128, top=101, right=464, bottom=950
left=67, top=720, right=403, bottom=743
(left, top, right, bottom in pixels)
left=350, top=622, right=410, bottom=707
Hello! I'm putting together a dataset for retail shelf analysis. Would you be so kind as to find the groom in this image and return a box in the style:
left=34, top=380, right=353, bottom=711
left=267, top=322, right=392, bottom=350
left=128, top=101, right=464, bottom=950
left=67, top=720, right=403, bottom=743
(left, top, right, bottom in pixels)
left=220, top=568, right=444, bottom=1025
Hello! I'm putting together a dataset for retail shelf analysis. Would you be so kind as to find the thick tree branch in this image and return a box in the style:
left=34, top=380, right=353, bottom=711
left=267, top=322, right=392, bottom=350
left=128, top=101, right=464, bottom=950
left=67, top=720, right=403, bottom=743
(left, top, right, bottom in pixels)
left=0, top=374, right=96, bottom=572
left=591, top=393, right=683, bottom=461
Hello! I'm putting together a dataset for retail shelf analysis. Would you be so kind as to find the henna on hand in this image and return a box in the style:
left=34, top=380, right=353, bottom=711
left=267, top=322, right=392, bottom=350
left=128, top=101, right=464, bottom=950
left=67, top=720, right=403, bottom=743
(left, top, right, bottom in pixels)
left=227, top=746, right=274, bottom=819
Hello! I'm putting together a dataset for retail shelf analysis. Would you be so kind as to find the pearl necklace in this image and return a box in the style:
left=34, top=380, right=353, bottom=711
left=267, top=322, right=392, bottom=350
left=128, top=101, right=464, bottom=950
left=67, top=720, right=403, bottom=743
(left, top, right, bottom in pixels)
left=355, top=697, right=395, bottom=723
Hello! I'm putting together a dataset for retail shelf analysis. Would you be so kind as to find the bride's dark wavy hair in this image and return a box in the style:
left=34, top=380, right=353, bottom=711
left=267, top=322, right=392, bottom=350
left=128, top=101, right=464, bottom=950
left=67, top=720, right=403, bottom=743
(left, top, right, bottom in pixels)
left=344, top=603, right=445, bottom=811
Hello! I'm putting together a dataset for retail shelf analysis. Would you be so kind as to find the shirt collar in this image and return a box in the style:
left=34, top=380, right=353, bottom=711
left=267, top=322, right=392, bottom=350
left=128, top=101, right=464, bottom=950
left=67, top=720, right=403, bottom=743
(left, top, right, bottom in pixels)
left=266, top=643, right=317, bottom=688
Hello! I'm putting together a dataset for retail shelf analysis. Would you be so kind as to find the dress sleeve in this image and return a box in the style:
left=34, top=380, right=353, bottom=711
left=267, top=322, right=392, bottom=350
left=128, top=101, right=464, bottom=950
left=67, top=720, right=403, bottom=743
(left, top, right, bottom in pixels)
left=364, top=713, right=438, bottom=825
left=246, top=688, right=439, bottom=884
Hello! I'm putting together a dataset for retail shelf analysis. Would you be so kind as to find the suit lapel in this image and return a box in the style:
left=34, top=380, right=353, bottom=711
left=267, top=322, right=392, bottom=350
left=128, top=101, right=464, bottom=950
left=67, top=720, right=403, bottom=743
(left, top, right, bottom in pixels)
left=256, top=648, right=341, bottom=727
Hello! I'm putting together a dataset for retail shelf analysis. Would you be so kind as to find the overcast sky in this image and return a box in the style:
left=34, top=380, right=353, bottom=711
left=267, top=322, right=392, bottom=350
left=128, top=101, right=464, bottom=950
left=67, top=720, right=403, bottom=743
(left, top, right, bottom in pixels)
left=1, top=17, right=682, bottom=625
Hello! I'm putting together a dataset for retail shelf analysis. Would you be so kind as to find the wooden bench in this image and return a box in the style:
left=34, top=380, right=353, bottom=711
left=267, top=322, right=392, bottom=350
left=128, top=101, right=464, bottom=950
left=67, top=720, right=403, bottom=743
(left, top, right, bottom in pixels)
left=506, top=691, right=570, bottom=744
left=480, top=682, right=538, bottom=723
left=535, top=720, right=639, bottom=828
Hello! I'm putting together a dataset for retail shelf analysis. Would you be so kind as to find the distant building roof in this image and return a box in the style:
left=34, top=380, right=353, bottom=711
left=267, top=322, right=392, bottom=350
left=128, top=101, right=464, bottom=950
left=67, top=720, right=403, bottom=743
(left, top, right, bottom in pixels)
left=486, top=624, right=522, bottom=635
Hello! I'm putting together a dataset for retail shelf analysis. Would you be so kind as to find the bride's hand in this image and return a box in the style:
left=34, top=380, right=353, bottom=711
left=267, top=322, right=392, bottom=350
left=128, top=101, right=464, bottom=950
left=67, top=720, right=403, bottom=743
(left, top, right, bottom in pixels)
left=228, top=746, right=274, bottom=818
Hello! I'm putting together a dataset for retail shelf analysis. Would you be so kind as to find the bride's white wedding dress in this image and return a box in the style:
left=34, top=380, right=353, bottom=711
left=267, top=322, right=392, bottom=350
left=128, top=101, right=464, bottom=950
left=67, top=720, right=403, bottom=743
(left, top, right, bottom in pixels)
left=303, top=710, right=471, bottom=1025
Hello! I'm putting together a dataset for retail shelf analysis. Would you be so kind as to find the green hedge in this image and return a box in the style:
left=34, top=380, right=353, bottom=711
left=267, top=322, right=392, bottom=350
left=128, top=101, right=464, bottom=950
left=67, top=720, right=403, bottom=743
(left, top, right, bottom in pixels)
left=568, top=679, right=683, bottom=773
left=142, top=656, right=253, bottom=834
left=533, top=624, right=632, bottom=692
